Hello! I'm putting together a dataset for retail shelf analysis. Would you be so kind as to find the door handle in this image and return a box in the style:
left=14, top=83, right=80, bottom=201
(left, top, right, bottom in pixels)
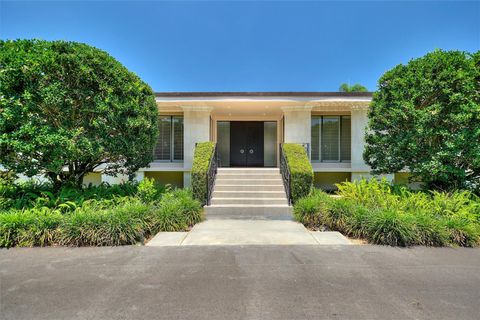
left=240, top=149, right=245, bottom=154
left=249, top=149, right=254, bottom=154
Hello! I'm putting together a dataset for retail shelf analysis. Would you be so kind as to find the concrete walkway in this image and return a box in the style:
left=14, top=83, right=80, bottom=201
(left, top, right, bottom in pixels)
left=147, top=220, right=351, bottom=246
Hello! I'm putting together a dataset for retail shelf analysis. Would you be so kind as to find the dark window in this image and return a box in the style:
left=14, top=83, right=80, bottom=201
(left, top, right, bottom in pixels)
left=311, top=116, right=351, bottom=162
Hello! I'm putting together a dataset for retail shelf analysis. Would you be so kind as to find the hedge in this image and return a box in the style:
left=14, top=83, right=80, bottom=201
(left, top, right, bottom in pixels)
left=282, top=143, right=313, bottom=203
left=191, top=142, right=216, bottom=204
left=294, top=181, right=480, bottom=247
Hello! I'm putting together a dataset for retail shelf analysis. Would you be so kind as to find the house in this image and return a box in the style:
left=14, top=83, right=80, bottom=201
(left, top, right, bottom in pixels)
left=87, top=92, right=409, bottom=190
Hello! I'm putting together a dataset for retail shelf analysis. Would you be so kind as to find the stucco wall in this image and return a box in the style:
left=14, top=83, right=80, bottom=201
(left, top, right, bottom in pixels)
left=182, top=106, right=212, bottom=187
left=350, top=107, right=370, bottom=172
left=282, top=106, right=312, bottom=145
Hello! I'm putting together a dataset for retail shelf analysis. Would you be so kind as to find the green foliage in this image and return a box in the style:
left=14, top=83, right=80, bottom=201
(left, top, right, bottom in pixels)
left=191, top=142, right=215, bottom=204
left=282, top=144, right=313, bottom=203
left=58, top=199, right=147, bottom=246
left=136, top=178, right=166, bottom=203
left=293, top=189, right=330, bottom=228
left=339, top=83, right=368, bottom=92
left=293, top=179, right=480, bottom=247
left=0, top=182, right=203, bottom=248
left=0, top=208, right=63, bottom=247
left=0, top=179, right=138, bottom=211
left=152, top=189, right=202, bottom=233
left=364, top=49, right=480, bottom=191
left=0, top=39, right=159, bottom=189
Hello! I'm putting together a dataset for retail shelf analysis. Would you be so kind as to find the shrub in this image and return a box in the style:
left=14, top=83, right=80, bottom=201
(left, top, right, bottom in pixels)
left=0, top=185, right=203, bottom=247
left=282, top=144, right=313, bottom=203
left=0, top=179, right=139, bottom=211
left=58, top=200, right=148, bottom=246
left=441, top=215, right=480, bottom=247
left=293, top=180, right=480, bottom=247
left=336, top=178, right=397, bottom=209
left=152, top=189, right=203, bottom=233
left=0, top=208, right=63, bottom=248
left=0, top=39, right=159, bottom=189
left=191, top=142, right=215, bottom=204
left=364, top=209, right=417, bottom=246
left=136, top=178, right=165, bottom=203
left=364, top=49, right=480, bottom=191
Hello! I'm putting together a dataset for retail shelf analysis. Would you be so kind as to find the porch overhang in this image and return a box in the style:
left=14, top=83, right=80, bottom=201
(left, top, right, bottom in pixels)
left=155, top=92, right=372, bottom=116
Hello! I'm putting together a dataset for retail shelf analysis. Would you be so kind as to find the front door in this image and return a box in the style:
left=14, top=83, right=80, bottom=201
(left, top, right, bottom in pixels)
left=230, top=121, right=264, bottom=167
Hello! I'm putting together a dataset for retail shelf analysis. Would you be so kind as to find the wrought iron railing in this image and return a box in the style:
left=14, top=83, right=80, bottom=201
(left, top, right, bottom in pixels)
left=279, top=143, right=292, bottom=205
left=300, top=143, right=310, bottom=160
left=206, top=144, right=218, bottom=206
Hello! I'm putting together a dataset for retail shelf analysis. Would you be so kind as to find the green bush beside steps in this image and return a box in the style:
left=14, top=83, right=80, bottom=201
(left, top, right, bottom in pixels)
left=294, top=179, right=480, bottom=247
left=282, top=144, right=314, bottom=203
left=0, top=178, right=203, bottom=248
left=191, top=142, right=216, bottom=204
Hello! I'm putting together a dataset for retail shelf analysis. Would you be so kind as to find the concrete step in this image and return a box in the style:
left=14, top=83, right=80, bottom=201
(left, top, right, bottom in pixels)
left=204, top=205, right=292, bottom=220
left=214, top=184, right=285, bottom=192
left=210, top=198, right=289, bottom=205
left=215, top=179, right=282, bottom=186
left=216, top=174, right=282, bottom=180
left=212, top=191, right=287, bottom=199
left=217, top=168, right=280, bottom=174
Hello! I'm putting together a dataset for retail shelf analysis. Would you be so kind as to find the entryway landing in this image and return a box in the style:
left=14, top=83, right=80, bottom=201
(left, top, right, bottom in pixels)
left=146, top=220, right=352, bottom=246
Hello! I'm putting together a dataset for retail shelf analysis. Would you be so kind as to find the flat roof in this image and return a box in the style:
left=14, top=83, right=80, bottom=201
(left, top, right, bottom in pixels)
left=155, top=92, right=373, bottom=98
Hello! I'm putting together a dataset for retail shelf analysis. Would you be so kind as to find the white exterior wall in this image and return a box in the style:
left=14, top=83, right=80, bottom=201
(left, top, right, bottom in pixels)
left=350, top=106, right=393, bottom=183
left=182, top=106, right=212, bottom=187
left=281, top=106, right=312, bottom=146
left=350, top=107, right=370, bottom=172
left=100, top=171, right=144, bottom=184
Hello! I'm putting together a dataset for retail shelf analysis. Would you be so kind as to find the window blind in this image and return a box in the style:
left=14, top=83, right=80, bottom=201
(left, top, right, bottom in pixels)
left=154, top=116, right=183, bottom=161
left=321, top=116, right=340, bottom=161
left=311, top=115, right=351, bottom=162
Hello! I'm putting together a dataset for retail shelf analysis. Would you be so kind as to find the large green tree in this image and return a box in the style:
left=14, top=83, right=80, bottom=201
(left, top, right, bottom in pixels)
left=0, top=39, right=159, bottom=188
left=364, top=50, right=480, bottom=191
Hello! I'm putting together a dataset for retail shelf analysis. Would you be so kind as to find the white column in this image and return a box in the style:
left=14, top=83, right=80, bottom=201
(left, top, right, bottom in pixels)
left=182, top=106, right=213, bottom=187
left=351, top=105, right=393, bottom=183
left=281, top=106, right=312, bottom=145
left=351, top=106, right=370, bottom=172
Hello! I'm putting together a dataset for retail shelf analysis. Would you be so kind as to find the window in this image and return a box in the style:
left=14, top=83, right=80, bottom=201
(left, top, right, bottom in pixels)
left=154, top=116, right=183, bottom=161
left=311, top=116, right=351, bottom=162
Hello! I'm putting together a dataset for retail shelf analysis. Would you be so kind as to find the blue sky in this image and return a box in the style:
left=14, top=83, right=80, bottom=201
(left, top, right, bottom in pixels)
left=1, top=1, right=479, bottom=92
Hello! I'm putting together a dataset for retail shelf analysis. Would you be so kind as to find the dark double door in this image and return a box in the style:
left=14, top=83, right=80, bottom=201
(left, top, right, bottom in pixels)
left=230, top=121, right=264, bottom=167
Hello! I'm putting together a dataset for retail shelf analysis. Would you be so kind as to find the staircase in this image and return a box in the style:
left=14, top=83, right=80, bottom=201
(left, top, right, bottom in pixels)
left=204, top=168, right=292, bottom=220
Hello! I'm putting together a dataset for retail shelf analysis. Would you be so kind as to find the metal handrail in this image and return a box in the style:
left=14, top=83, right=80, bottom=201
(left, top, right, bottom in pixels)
left=206, top=144, right=218, bottom=206
left=279, top=143, right=292, bottom=205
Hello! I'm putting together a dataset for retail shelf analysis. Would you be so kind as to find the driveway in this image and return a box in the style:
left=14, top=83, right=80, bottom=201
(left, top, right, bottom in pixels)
left=1, top=245, right=479, bottom=320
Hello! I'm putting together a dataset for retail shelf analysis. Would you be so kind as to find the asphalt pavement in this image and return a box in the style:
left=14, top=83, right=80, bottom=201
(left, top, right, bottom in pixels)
left=1, top=245, right=479, bottom=320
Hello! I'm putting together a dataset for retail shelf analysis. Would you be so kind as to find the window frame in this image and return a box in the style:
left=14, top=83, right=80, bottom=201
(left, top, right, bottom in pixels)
left=311, top=115, right=351, bottom=163
left=153, top=115, right=184, bottom=163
